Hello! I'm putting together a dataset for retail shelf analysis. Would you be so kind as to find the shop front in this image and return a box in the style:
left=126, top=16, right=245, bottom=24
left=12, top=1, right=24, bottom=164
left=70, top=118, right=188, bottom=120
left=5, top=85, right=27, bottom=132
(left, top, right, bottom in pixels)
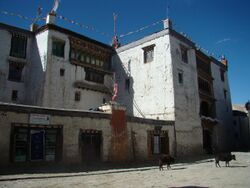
left=10, top=123, right=63, bottom=163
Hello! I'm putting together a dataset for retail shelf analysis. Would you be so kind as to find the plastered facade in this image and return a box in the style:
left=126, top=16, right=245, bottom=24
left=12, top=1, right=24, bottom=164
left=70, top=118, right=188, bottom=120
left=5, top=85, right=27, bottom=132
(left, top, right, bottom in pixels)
left=113, top=30, right=203, bottom=156
left=0, top=103, right=174, bottom=166
left=211, top=62, right=234, bottom=150
left=0, top=23, right=113, bottom=111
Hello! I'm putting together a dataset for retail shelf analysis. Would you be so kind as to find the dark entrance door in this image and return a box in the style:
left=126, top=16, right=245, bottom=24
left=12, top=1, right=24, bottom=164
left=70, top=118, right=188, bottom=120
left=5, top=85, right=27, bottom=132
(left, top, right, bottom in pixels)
left=30, top=130, right=44, bottom=160
left=203, top=129, right=212, bottom=154
left=81, top=131, right=102, bottom=164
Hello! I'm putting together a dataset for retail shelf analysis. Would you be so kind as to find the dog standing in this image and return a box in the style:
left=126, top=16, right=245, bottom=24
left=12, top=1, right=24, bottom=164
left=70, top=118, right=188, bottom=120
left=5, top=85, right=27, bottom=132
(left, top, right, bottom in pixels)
left=159, top=155, right=175, bottom=170
left=215, top=153, right=236, bottom=167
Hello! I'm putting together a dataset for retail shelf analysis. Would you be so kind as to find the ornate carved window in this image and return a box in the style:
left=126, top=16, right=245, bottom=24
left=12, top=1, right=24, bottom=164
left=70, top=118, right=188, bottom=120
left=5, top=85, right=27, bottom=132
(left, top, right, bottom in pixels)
left=69, top=37, right=111, bottom=70
left=198, top=77, right=211, bottom=95
left=85, top=68, right=104, bottom=84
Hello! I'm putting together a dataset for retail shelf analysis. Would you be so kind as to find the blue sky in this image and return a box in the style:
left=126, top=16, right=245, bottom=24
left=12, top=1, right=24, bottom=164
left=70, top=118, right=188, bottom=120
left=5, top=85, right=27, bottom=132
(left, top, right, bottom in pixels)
left=0, top=0, right=249, bottom=104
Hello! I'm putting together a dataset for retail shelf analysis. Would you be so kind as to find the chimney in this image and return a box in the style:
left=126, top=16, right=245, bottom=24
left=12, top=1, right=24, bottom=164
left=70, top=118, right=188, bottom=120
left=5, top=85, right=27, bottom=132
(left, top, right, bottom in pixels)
left=163, top=19, right=172, bottom=30
left=30, top=23, right=39, bottom=32
left=221, top=55, right=228, bottom=67
left=46, top=13, right=56, bottom=24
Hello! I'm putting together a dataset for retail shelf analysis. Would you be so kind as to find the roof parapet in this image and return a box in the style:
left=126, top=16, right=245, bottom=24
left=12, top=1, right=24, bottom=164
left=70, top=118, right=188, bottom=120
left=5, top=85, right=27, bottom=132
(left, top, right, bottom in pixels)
left=46, top=13, right=56, bottom=24
left=163, top=19, right=172, bottom=30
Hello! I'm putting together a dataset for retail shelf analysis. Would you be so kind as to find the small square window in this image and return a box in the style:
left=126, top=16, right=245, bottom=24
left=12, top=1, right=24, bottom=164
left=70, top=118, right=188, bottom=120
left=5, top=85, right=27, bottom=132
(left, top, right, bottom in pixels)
left=178, top=72, right=183, bottom=84
left=223, top=89, right=227, bottom=100
left=220, top=69, right=225, bottom=82
left=8, top=62, right=24, bottom=82
left=125, top=78, right=130, bottom=91
left=143, top=45, right=155, bottom=63
left=11, top=90, right=18, bottom=101
left=180, top=45, right=188, bottom=63
left=103, top=98, right=106, bottom=104
left=75, top=91, right=81, bottom=101
left=52, top=39, right=65, bottom=58
left=60, top=68, right=65, bottom=76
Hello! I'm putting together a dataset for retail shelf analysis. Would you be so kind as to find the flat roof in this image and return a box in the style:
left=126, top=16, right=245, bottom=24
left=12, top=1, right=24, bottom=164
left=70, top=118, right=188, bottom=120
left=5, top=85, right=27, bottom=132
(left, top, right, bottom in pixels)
left=0, top=102, right=174, bottom=125
left=0, top=22, right=113, bottom=51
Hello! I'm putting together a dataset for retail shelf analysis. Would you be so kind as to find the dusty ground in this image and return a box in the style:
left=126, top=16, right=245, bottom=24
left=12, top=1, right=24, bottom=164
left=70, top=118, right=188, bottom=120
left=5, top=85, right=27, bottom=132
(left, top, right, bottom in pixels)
left=0, top=152, right=250, bottom=188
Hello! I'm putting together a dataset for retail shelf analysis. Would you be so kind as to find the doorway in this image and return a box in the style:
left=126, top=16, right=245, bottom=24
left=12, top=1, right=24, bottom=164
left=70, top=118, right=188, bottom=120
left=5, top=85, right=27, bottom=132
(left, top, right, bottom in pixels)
left=80, top=130, right=102, bottom=164
left=30, top=130, right=45, bottom=161
left=203, top=129, right=212, bottom=154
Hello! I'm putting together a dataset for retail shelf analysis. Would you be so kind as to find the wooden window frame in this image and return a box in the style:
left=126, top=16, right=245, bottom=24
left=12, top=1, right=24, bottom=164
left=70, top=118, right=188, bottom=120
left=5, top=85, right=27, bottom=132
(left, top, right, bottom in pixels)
left=8, top=62, right=24, bottom=82
left=52, top=39, right=65, bottom=58
left=220, top=69, right=225, bottom=82
left=75, top=91, right=81, bottom=101
left=11, top=90, right=18, bottom=101
left=148, top=130, right=169, bottom=156
left=178, top=71, right=183, bottom=85
left=180, top=45, right=188, bottom=63
left=10, top=33, right=27, bottom=59
left=143, top=44, right=155, bottom=63
left=10, top=124, right=63, bottom=163
left=60, top=68, right=65, bottom=76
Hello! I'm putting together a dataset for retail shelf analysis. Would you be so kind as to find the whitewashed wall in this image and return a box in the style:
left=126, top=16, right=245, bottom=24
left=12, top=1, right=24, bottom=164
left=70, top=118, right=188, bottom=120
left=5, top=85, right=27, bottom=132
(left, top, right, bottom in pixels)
left=0, top=28, right=33, bottom=104
left=41, top=30, right=112, bottom=110
left=211, top=62, right=234, bottom=150
left=114, top=32, right=175, bottom=121
left=114, top=30, right=203, bottom=156
left=169, top=35, right=203, bottom=156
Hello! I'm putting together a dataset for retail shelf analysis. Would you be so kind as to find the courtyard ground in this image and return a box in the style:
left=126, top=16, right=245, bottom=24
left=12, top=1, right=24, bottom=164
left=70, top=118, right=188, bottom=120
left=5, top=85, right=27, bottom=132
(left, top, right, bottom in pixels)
left=0, top=152, right=250, bottom=188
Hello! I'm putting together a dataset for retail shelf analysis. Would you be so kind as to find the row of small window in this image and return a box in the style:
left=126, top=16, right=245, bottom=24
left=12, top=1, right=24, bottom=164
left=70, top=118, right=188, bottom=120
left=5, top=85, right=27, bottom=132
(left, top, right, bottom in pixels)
left=70, top=49, right=105, bottom=67
left=143, top=44, right=188, bottom=64
left=52, top=40, right=107, bottom=69
left=8, top=60, right=104, bottom=85
left=75, top=91, right=106, bottom=104
left=60, top=68, right=104, bottom=84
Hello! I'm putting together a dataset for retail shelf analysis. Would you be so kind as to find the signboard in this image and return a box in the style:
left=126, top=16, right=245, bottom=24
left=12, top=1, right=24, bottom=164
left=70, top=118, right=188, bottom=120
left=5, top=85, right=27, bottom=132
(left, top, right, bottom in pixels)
left=29, top=113, right=50, bottom=125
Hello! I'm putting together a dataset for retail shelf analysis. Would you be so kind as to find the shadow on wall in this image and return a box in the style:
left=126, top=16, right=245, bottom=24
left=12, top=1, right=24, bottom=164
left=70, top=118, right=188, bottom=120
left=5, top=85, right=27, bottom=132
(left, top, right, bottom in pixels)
left=112, top=55, right=134, bottom=116
left=25, top=37, right=45, bottom=105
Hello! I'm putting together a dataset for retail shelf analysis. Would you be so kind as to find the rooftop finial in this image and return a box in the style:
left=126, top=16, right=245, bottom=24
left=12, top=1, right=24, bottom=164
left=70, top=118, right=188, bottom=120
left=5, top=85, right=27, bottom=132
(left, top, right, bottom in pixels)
left=220, top=54, right=228, bottom=67
left=166, top=4, right=170, bottom=19
left=30, top=5, right=42, bottom=31
left=112, top=13, right=120, bottom=49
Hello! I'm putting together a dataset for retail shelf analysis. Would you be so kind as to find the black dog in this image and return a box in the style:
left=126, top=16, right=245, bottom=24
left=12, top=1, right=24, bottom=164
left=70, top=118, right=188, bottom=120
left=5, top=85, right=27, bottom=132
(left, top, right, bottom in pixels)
left=159, top=155, right=175, bottom=170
